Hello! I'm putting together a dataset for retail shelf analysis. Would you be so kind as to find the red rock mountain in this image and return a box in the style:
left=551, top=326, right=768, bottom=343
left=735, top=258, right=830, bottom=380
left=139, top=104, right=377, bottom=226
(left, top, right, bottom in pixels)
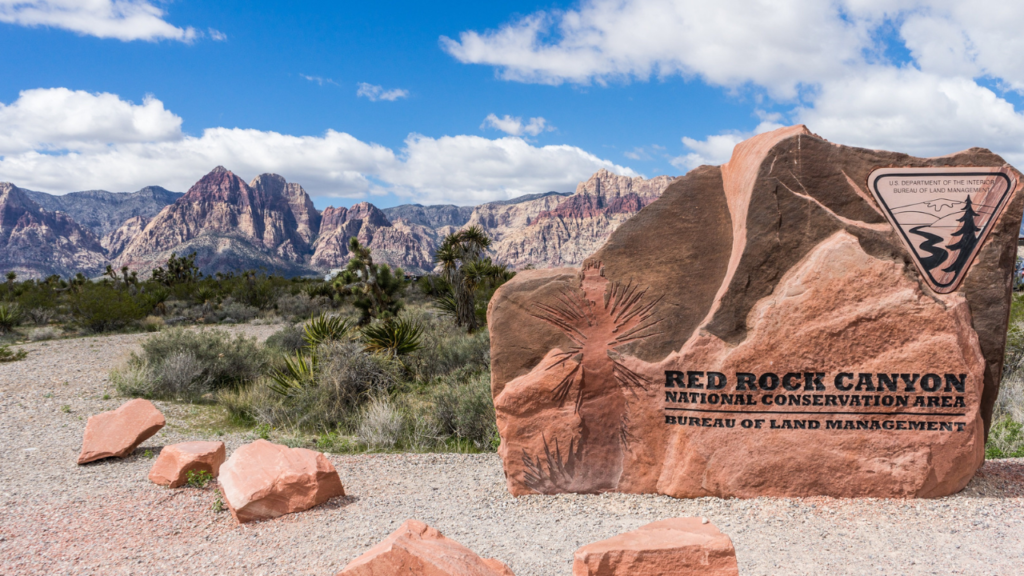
left=0, top=167, right=676, bottom=278
left=116, top=167, right=321, bottom=275
left=0, top=182, right=107, bottom=278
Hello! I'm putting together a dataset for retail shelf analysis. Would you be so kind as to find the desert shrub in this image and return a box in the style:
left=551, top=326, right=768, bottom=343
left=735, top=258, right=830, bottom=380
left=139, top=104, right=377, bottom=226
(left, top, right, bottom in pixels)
left=432, top=370, right=497, bottom=449
left=266, top=324, right=306, bottom=353
left=71, top=287, right=153, bottom=332
left=405, top=310, right=490, bottom=382
left=110, top=361, right=152, bottom=396
left=0, top=344, right=27, bottom=363
left=361, top=317, right=423, bottom=356
left=0, top=302, right=23, bottom=333
left=358, top=396, right=404, bottom=450
left=116, top=328, right=272, bottom=399
left=218, top=299, right=259, bottom=323
left=28, top=326, right=61, bottom=341
left=141, top=316, right=165, bottom=332
left=304, top=313, right=353, bottom=347
left=986, top=416, right=1024, bottom=459
left=222, top=341, right=402, bottom=430
left=275, top=293, right=332, bottom=321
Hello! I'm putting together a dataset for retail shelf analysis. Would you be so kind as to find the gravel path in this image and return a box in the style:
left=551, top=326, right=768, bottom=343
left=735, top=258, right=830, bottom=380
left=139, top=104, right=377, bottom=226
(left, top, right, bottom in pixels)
left=1, top=329, right=1022, bottom=575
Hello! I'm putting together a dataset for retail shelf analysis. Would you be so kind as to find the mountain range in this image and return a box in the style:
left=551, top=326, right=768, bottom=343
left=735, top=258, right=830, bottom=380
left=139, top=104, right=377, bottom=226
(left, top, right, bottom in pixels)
left=0, top=168, right=677, bottom=279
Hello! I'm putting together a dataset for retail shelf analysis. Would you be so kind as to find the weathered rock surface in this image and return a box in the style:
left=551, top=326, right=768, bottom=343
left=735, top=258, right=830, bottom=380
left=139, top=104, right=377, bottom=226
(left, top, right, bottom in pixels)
left=311, top=202, right=439, bottom=274
left=337, top=519, right=514, bottom=576
left=148, top=441, right=226, bottom=488
left=101, top=215, right=149, bottom=258
left=489, top=125, right=1023, bottom=499
left=572, top=518, right=738, bottom=576
left=77, top=399, right=165, bottom=464
left=218, top=439, right=345, bottom=523
left=116, top=167, right=321, bottom=276
left=0, top=182, right=108, bottom=278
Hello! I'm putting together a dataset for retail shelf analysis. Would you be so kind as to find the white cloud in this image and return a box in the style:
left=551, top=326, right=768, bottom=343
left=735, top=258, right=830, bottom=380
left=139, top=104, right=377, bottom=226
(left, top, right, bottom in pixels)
left=671, top=120, right=784, bottom=171
left=0, top=88, right=635, bottom=204
left=301, top=74, right=338, bottom=87
left=442, top=0, right=869, bottom=98
left=481, top=114, right=551, bottom=137
left=356, top=83, right=409, bottom=102
left=0, top=88, right=182, bottom=154
left=451, top=1, right=1024, bottom=168
left=0, top=0, right=197, bottom=42
left=207, top=28, right=226, bottom=42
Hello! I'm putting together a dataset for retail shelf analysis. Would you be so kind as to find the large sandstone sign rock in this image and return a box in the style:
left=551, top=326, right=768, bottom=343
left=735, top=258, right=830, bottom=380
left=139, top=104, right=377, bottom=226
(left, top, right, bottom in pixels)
left=488, top=125, right=1023, bottom=498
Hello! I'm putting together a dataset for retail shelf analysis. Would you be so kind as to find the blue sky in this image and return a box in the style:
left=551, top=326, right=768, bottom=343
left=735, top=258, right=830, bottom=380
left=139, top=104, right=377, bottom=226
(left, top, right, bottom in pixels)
left=2, top=1, right=1024, bottom=210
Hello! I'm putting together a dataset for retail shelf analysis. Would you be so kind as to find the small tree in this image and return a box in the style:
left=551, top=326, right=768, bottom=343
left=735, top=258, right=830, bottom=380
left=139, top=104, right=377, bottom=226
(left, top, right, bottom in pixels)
left=334, top=238, right=407, bottom=324
left=942, top=196, right=981, bottom=275
left=151, top=252, right=202, bottom=287
left=434, top=227, right=513, bottom=331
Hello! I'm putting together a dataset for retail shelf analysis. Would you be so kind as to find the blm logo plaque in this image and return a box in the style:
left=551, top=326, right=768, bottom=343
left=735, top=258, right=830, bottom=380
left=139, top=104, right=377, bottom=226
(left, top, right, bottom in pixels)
left=488, top=126, right=1024, bottom=499
left=869, top=167, right=1016, bottom=294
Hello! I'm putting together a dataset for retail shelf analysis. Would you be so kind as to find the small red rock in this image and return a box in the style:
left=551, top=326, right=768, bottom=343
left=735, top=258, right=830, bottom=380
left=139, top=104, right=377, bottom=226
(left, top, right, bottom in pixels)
left=337, top=519, right=514, bottom=576
left=218, top=439, right=345, bottom=523
left=77, top=399, right=165, bottom=464
left=148, top=441, right=226, bottom=488
left=572, top=517, right=738, bottom=576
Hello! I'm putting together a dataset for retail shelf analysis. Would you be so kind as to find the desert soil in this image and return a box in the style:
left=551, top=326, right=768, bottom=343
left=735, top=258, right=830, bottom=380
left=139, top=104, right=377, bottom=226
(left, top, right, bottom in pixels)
left=0, top=328, right=1022, bottom=576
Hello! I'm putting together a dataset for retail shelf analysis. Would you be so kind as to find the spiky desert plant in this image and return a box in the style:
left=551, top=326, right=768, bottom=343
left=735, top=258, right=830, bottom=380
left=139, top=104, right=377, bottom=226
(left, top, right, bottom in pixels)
left=361, top=318, right=423, bottom=357
left=268, top=350, right=317, bottom=396
left=303, top=313, right=352, bottom=348
left=0, top=302, right=23, bottom=333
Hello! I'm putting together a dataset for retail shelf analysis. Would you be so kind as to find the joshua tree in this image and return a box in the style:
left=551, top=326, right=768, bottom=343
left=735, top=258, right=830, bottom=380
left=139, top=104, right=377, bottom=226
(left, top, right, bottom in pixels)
left=334, top=237, right=406, bottom=324
left=434, top=227, right=511, bottom=331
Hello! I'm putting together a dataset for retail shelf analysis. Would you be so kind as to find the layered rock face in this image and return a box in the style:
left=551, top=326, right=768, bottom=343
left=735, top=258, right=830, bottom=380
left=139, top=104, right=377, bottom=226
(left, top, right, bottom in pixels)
left=0, top=183, right=108, bottom=278
left=311, top=202, right=439, bottom=273
left=116, top=167, right=321, bottom=276
left=479, top=170, right=677, bottom=269
left=488, top=126, right=1023, bottom=499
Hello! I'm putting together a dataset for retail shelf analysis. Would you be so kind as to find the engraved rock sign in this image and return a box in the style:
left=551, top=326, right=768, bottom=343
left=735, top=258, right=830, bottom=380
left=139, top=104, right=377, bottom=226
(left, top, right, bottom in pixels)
left=489, top=126, right=1024, bottom=499
left=869, top=167, right=1017, bottom=293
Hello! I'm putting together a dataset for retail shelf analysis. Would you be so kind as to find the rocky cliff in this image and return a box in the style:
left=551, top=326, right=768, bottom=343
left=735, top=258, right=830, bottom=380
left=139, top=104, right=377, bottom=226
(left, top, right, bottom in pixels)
left=115, top=167, right=321, bottom=276
left=311, top=203, right=440, bottom=273
left=0, top=183, right=108, bottom=278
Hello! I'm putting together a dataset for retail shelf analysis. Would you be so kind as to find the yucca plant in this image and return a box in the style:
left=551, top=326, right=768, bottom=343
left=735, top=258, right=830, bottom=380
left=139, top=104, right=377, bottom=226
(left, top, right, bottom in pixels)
left=0, top=302, right=23, bottom=333
left=361, top=318, right=424, bottom=357
left=268, top=350, right=317, bottom=396
left=303, top=313, right=352, bottom=348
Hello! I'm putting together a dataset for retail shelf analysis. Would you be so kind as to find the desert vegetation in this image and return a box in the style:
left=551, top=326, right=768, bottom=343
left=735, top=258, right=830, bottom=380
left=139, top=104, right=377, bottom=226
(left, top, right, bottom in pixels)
left=87, top=233, right=512, bottom=453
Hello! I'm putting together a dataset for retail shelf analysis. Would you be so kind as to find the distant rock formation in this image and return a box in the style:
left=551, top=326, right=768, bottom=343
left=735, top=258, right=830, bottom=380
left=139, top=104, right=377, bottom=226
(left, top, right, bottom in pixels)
left=115, top=167, right=321, bottom=276
left=24, top=186, right=181, bottom=238
left=0, top=182, right=108, bottom=278
left=0, top=167, right=677, bottom=278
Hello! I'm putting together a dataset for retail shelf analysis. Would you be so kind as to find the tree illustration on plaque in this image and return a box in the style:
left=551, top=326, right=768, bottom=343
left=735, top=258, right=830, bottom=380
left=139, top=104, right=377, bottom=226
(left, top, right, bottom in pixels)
left=942, top=195, right=981, bottom=277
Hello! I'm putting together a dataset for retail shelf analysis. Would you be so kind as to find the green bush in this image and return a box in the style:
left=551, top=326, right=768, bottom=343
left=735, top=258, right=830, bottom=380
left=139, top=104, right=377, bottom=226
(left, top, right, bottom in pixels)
left=986, top=416, right=1024, bottom=459
left=265, top=324, right=306, bottom=353
left=0, top=302, right=23, bottom=333
left=406, top=310, right=490, bottom=382
left=115, top=328, right=272, bottom=399
left=361, top=317, right=423, bottom=356
left=432, top=370, right=497, bottom=449
left=71, top=286, right=154, bottom=332
left=221, top=341, right=403, bottom=430
left=0, top=344, right=27, bottom=363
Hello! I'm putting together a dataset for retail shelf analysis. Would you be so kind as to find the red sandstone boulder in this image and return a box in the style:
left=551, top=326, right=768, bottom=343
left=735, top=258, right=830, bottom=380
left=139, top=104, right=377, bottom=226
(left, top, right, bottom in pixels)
left=218, top=439, right=345, bottom=523
left=489, top=125, right=1023, bottom=499
left=572, top=518, right=738, bottom=576
left=77, top=399, right=165, bottom=464
left=148, top=441, right=226, bottom=488
left=337, top=519, right=514, bottom=576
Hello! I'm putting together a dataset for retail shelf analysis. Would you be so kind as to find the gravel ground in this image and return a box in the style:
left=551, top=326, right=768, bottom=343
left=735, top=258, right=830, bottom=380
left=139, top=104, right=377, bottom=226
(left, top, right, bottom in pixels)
left=0, top=328, right=1022, bottom=576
